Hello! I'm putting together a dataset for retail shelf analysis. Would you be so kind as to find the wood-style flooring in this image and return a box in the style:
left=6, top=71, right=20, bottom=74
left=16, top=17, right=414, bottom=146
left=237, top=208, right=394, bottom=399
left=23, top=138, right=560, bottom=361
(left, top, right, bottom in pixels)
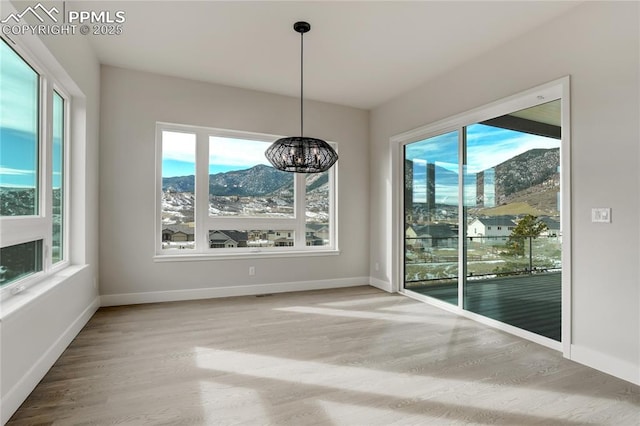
left=7, top=286, right=640, bottom=425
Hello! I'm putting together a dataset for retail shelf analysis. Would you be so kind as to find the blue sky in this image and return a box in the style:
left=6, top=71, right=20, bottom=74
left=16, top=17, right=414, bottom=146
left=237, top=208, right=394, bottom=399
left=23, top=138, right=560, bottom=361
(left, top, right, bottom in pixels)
left=405, top=125, right=559, bottom=173
left=0, top=39, right=40, bottom=188
left=162, top=133, right=274, bottom=177
left=1, top=40, right=64, bottom=189
left=407, top=124, right=560, bottom=205
left=163, top=124, right=559, bottom=187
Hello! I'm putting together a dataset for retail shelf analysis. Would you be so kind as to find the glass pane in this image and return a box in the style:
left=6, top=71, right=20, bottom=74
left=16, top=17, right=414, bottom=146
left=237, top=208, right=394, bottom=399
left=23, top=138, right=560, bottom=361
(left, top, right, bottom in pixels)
left=209, top=136, right=293, bottom=218
left=52, top=91, right=64, bottom=263
left=0, top=240, right=43, bottom=287
left=0, top=39, right=39, bottom=216
left=464, top=100, right=562, bottom=341
left=161, top=131, right=196, bottom=250
left=208, top=230, right=295, bottom=249
left=306, top=171, right=330, bottom=246
left=404, top=130, right=459, bottom=305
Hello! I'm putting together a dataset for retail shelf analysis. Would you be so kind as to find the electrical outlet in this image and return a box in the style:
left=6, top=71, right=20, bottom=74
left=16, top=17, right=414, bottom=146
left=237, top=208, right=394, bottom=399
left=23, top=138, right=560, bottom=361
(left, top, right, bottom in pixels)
left=249, top=266, right=255, bottom=276
left=375, top=262, right=380, bottom=272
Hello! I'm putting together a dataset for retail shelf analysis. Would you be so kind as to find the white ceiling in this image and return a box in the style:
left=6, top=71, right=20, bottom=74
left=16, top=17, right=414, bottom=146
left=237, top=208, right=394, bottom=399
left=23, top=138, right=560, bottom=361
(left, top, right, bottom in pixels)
left=77, top=1, right=581, bottom=109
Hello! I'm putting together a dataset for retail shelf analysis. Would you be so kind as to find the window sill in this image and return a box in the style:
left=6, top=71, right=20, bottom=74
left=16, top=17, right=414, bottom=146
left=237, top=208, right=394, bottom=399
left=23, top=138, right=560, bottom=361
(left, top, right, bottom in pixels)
left=0, top=264, right=89, bottom=321
left=153, top=249, right=340, bottom=262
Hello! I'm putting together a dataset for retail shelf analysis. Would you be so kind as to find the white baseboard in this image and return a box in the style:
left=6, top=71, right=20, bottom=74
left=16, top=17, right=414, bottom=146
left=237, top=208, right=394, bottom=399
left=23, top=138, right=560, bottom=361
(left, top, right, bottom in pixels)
left=1, top=296, right=100, bottom=425
left=101, top=277, right=369, bottom=307
left=369, top=277, right=393, bottom=293
left=570, top=344, right=640, bottom=386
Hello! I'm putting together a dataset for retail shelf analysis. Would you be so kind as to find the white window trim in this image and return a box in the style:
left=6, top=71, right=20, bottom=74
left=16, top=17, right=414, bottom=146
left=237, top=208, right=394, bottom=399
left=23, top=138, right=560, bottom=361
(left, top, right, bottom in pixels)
left=0, top=35, right=72, bottom=298
left=154, top=122, right=339, bottom=260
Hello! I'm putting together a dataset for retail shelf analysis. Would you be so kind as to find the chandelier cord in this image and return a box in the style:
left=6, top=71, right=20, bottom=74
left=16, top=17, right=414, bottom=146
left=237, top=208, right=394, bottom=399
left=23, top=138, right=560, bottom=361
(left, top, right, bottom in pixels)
left=300, top=30, right=304, bottom=138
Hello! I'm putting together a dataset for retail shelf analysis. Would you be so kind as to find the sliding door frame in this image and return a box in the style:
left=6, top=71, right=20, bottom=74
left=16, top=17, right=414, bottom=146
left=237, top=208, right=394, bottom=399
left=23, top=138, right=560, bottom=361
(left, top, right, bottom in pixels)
left=390, top=77, right=571, bottom=357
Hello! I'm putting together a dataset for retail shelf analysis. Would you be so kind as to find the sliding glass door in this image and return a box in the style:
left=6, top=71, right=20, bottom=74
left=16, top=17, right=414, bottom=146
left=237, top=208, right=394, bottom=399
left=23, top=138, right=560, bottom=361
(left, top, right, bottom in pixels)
left=463, top=101, right=562, bottom=341
left=403, top=96, right=563, bottom=342
left=404, top=130, right=459, bottom=305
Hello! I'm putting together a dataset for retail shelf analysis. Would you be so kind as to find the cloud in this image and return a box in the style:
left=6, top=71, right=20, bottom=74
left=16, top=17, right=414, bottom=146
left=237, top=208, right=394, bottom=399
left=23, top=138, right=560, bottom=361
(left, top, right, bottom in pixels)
left=405, top=124, right=559, bottom=175
left=405, top=131, right=458, bottom=163
left=161, top=131, right=197, bottom=162
left=0, top=167, right=35, bottom=176
left=0, top=41, right=40, bottom=133
left=209, top=137, right=271, bottom=167
left=466, top=129, right=559, bottom=173
left=162, top=133, right=272, bottom=169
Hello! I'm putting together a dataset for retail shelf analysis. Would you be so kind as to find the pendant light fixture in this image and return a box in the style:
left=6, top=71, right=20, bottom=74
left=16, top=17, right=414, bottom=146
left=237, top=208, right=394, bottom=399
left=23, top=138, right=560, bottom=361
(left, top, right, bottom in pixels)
left=265, top=21, right=338, bottom=173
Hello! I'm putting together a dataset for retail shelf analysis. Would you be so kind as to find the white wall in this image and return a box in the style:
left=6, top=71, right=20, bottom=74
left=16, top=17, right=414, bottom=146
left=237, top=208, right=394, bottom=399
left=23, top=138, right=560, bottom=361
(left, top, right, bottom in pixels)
left=99, top=66, right=369, bottom=302
left=1, top=1, right=101, bottom=423
left=370, top=1, right=639, bottom=384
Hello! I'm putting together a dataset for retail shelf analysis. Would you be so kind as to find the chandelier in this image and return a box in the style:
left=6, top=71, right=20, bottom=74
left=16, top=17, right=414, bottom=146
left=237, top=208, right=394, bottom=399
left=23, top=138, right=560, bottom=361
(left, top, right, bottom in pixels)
left=265, top=21, right=338, bottom=173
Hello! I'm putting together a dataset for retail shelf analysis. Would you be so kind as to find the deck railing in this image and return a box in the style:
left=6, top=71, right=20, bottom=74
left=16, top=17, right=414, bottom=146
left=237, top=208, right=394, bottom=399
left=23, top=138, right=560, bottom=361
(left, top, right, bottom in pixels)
left=405, top=234, right=561, bottom=283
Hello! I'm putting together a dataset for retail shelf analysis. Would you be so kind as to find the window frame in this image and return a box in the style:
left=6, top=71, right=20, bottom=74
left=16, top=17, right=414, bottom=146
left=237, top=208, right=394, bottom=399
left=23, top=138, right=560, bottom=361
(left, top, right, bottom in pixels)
left=155, top=122, right=338, bottom=260
left=0, top=36, right=71, bottom=296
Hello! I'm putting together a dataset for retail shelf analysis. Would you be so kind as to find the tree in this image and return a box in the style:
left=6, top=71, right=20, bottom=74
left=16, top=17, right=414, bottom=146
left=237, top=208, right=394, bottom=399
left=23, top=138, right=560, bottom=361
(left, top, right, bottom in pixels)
left=506, top=214, right=548, bottom=256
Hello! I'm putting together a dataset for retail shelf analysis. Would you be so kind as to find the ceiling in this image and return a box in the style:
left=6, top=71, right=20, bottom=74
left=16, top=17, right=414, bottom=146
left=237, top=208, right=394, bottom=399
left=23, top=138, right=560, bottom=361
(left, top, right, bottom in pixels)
left=511, top=100, right=561, bottom=127
left=482, top=99, right=561, bottom=139
left=76, top=1, right=581, bottom=110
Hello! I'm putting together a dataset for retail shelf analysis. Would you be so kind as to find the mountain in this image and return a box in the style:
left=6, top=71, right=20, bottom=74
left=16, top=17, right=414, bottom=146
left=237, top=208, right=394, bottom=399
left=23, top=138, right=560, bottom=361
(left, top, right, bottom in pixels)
left=477, top=147, right=560, bottom=214
left=162, top=164, right=293, bottom=196
left=492, top=148, right=559, bottom=200
left=306, top=172, right=329, bottom=193
left=209, top=164, right=292, bottom=196
left=405, top=147, right=560, bottom=216
left=162, top=175, right=195, bottom=193
left=161, top=164, right=331, bottom=224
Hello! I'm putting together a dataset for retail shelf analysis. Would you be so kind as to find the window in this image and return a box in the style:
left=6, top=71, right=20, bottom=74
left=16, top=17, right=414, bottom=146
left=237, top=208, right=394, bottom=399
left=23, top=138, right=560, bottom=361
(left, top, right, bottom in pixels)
left=0, top=39, right=38, bottom=216
left=0, top=38, right=69, bottom=291
left=208, top=136, right=294, bottom=218
left=52, top=91, right=64, bottom=263
left=157, top=124, right=337, bottom=256
left=160, top=130, right=195, bottom=250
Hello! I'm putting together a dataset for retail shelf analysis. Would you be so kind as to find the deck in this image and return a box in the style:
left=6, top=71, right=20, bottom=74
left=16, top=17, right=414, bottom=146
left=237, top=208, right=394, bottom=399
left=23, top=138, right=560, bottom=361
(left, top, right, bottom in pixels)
left=406, top=272, right=561, bottom=341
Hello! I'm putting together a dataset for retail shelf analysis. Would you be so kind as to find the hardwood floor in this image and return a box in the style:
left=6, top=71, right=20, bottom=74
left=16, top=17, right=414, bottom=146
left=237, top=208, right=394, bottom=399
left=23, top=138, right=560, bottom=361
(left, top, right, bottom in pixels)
left=8, top=286, right=639, bottom=425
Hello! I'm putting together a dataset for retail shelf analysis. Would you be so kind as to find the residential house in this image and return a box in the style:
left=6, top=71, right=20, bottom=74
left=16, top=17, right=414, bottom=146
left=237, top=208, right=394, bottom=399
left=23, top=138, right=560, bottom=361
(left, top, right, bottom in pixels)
left=539, top=216, right=561, bottom=237
left=209, top=230, right=249, bottom=248
left=406, top=223, right=457, bottom=249
left=161, top=225, right=195, bottom=243
left=467, top=217, right=517, bottom=241
left=306, top=223, right=329, bottom=246
left=267, top=230, right=294, bottom=246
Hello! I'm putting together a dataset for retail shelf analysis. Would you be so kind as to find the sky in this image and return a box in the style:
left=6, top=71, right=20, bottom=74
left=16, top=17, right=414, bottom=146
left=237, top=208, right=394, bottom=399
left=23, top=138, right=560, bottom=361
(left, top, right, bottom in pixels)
left=406, top=124, right=560, bottom=205
left=0, top=39, right=40, bottom=189
left=405, top=124, right=560, bottom=174
left=1, top=39, right=64, bottom=189
left=162, top=122, right=559, bottom=207
left=164, top=124, right=560, bottom=189
left=162, top=133, right=274, bottom=177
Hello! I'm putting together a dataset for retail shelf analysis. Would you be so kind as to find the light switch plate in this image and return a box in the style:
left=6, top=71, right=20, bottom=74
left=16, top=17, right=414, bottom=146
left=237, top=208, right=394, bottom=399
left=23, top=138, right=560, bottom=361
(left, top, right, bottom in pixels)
left=591, top=208, right=611, bottom=223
